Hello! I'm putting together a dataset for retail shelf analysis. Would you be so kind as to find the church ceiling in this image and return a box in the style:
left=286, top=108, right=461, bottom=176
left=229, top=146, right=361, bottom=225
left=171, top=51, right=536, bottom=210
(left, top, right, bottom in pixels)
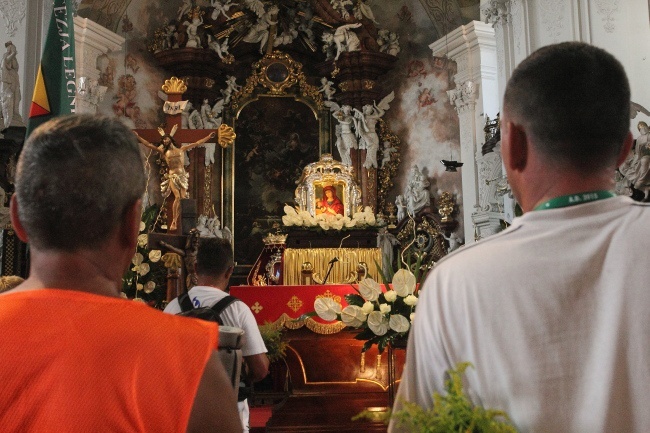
left=77, top=0, right=480, bottom=37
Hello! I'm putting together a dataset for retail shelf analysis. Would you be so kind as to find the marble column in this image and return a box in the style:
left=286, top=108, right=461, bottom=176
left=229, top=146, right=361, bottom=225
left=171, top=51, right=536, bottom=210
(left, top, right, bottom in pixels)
left=430, top=21, right=499, bottom=243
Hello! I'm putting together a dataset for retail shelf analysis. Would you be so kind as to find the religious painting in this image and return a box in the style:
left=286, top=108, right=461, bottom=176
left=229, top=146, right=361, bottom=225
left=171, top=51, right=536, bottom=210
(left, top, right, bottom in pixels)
left=314, top=182, right=345, bottom=217
left=233, top=97, right=320, bottom=265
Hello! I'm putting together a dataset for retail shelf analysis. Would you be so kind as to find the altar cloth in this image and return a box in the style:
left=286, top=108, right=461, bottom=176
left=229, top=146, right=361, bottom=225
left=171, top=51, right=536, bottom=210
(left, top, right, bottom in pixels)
left=230, top=284, right=357, bottom=334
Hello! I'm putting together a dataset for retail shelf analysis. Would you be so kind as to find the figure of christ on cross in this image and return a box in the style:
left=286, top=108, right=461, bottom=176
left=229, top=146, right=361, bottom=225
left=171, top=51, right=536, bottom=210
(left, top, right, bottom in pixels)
left=134, top=125, right=230, bottom=231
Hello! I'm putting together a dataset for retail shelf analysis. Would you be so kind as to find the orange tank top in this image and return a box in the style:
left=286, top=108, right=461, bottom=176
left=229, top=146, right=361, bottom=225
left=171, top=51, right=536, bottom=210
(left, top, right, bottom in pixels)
left=0, top=289, right=218, bottom=432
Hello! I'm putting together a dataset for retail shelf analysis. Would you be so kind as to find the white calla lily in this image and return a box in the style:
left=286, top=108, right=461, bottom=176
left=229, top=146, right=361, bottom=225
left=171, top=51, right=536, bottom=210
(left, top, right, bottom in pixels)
left=393, top=268, right=416, bottom=297
left=314, top=297, right=342, bottom=321
left=367, top=311, right=389, bottom=336
left=341, top=305, right=367, bottom=327
left=359, top=278, right=382, bottom=302
left=389, top=314, right=411, bottom=333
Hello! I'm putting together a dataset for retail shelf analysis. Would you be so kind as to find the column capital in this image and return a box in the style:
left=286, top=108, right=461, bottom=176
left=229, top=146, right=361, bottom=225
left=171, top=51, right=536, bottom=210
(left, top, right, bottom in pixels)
left=482, top=0, right=511, bottom=28
left=447, top=80, right=479, bottom=114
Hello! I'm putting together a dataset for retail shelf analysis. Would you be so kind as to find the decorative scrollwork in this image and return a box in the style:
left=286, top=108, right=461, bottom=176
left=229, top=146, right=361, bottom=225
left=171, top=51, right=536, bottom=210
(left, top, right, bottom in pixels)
left=231, top=51, right=323, bottom=112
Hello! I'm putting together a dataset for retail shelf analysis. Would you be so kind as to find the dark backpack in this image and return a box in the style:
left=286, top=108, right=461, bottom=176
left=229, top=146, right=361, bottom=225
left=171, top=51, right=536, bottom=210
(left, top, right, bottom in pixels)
left=177, top=292, right=239, bottom=325
left=177, top=292, right=250, bottom=401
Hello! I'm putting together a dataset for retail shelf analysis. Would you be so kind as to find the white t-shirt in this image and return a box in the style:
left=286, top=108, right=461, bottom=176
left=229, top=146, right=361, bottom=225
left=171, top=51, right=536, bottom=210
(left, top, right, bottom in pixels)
left=164, top=286, right=267, bottom=357
left=390, top=196, right=650, bottom=433
left=164, top=286, right=267, bottom=432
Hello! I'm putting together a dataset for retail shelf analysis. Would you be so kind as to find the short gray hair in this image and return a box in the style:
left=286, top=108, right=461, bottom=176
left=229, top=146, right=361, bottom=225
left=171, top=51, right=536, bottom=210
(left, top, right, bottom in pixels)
left=16, top=115, right=146, bottom=251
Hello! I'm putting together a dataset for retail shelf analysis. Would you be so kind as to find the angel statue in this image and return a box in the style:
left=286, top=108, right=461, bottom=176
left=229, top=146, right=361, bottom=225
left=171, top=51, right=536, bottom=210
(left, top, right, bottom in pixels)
left=318, top=77, right=336, bottom=100
left=183, top=102, right=217, bottom=166
left=221, top=75, right=241, bottom=104
left=200, top=98, right=225, bottom=129
left=211, top=0, right=234, bottom=20
left=134, top=125, right=217, bottom=231
left=325, top=101, right=358, bottom=165
left=207, top=34, right=231, bottom=61
left=322, top=22, right=362, bottom=61
left=242, top=4, right=279, bottom=53
left=353, top=91, right=394, bottom=169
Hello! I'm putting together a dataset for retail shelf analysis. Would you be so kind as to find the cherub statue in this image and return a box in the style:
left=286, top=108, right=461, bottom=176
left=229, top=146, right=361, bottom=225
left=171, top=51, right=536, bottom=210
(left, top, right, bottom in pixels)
left=322, top=22, right=362, bottom=61
left=325, top=101, right=358, bottom=165
left=211, top=0, right=233, bottom=20
left=183, top=10, right=203, bottom=48
left=442, top=232, right=463, bottom=253
left=318, top=77, right=336, bottom=101
left=381, top=140, right=397, bottom=168
left=377, top=29, right=390, bottom=53
left=329, top=0, right=353, bottom=19
left=242, top=4, right=279, bottom=53
left=207, top=35, right=230, bottom=61
left=161, top=22, right=178, bottom=50
left=197, top=214, right=224, bottom=238
left=134, top=126, right=217, bottom=231
left=386, top=32, right=401, bottom=56
left=221, top=75, right=241, bottom=104
left=353, top=91, right=394, bottom=169
left=274, top=23, right=299, bottom=47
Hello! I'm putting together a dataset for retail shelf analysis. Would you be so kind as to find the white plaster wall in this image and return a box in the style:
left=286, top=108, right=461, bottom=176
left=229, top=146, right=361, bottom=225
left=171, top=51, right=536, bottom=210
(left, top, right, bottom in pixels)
left=486, top=0, right=650, bottom=137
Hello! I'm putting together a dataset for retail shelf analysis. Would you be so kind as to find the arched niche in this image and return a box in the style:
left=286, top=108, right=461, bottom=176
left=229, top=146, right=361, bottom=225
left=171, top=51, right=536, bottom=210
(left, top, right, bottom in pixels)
left=222, top=51, right=331, bottom=267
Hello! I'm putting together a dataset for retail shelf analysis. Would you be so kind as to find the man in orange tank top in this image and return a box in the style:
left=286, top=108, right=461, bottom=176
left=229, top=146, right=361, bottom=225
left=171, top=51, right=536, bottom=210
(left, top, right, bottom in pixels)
left=0, top=115, right=242, bottom=433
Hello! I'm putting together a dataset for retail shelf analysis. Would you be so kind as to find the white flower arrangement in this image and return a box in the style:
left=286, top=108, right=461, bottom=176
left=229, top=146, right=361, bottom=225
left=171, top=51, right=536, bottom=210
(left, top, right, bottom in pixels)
left=282, top=205, right=384, bottom=231
left=122, top=204, right=167, bottom=306
left=312, top=268, right=419, bottom=353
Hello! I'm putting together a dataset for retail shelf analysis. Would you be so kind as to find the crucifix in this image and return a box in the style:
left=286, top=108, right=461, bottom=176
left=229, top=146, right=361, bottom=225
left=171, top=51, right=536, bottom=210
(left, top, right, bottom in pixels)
left=133, top=76, right=235, bottom=233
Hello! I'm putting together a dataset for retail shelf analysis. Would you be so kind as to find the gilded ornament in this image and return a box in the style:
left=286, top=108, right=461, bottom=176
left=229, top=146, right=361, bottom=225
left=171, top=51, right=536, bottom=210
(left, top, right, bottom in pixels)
left=161, top=77, right=187, bottom=95
left=363, top=79, right=375, bottom=90
left=338, top=81, right=350, bottom=92
left=438, top=192, right=455, bottom=222
left=217, top=123, right=236, bottom=148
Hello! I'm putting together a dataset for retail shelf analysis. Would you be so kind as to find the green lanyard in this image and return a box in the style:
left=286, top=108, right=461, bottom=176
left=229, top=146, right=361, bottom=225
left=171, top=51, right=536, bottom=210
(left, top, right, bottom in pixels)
left=533, top=190, right=615, bottom=211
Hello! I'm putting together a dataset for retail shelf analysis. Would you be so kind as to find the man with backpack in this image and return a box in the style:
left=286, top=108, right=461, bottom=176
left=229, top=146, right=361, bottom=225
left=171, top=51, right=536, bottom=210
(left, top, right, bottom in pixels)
left=165, top=237, right=269, bottom=433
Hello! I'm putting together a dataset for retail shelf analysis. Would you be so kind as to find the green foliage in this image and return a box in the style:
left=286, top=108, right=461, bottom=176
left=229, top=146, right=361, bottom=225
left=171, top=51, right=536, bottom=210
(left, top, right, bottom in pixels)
left=388, top=362, right=518, bottom=433
left=258, top=322, right=289, bottom=363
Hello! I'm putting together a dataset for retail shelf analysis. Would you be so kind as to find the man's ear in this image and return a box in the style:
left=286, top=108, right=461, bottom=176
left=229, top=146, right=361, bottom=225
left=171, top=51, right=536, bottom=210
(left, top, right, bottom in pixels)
left=502, top=121, right=528, bottom=173
left=224, top=264, right=234, bottom=282
left=121, top=199, right=142, bottom=250
left=9, top=194, right=28, bottom=243
left=615, top=131, right=634, bottom=168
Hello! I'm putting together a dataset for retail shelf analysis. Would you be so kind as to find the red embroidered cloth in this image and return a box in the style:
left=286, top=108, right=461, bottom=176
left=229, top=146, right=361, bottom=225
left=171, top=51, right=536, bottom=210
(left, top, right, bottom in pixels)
left=230, top=284, right=356, bottom=325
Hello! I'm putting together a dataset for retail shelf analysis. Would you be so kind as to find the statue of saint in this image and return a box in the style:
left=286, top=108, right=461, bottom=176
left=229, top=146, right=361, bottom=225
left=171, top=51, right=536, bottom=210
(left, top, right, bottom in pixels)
left=134, top=126, right=217, bottom=231
left=1, top=41, right=22, bottom=129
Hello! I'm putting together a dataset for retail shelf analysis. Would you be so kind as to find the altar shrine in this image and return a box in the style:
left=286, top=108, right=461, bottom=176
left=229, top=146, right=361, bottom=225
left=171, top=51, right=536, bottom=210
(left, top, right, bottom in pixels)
left=230, top=284, right=405, bottom=433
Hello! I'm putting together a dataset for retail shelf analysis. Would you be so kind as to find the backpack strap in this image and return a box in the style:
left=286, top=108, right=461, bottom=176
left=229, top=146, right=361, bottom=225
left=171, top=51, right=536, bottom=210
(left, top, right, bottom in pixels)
left=209, top=295, right=240, bottom=324
left=178, top=292, right=195, bottom=312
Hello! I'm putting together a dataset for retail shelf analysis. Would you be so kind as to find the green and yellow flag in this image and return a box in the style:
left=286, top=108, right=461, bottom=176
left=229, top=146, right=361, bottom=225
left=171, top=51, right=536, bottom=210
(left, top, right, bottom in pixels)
left=26, top=0, right=77, bottom=137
